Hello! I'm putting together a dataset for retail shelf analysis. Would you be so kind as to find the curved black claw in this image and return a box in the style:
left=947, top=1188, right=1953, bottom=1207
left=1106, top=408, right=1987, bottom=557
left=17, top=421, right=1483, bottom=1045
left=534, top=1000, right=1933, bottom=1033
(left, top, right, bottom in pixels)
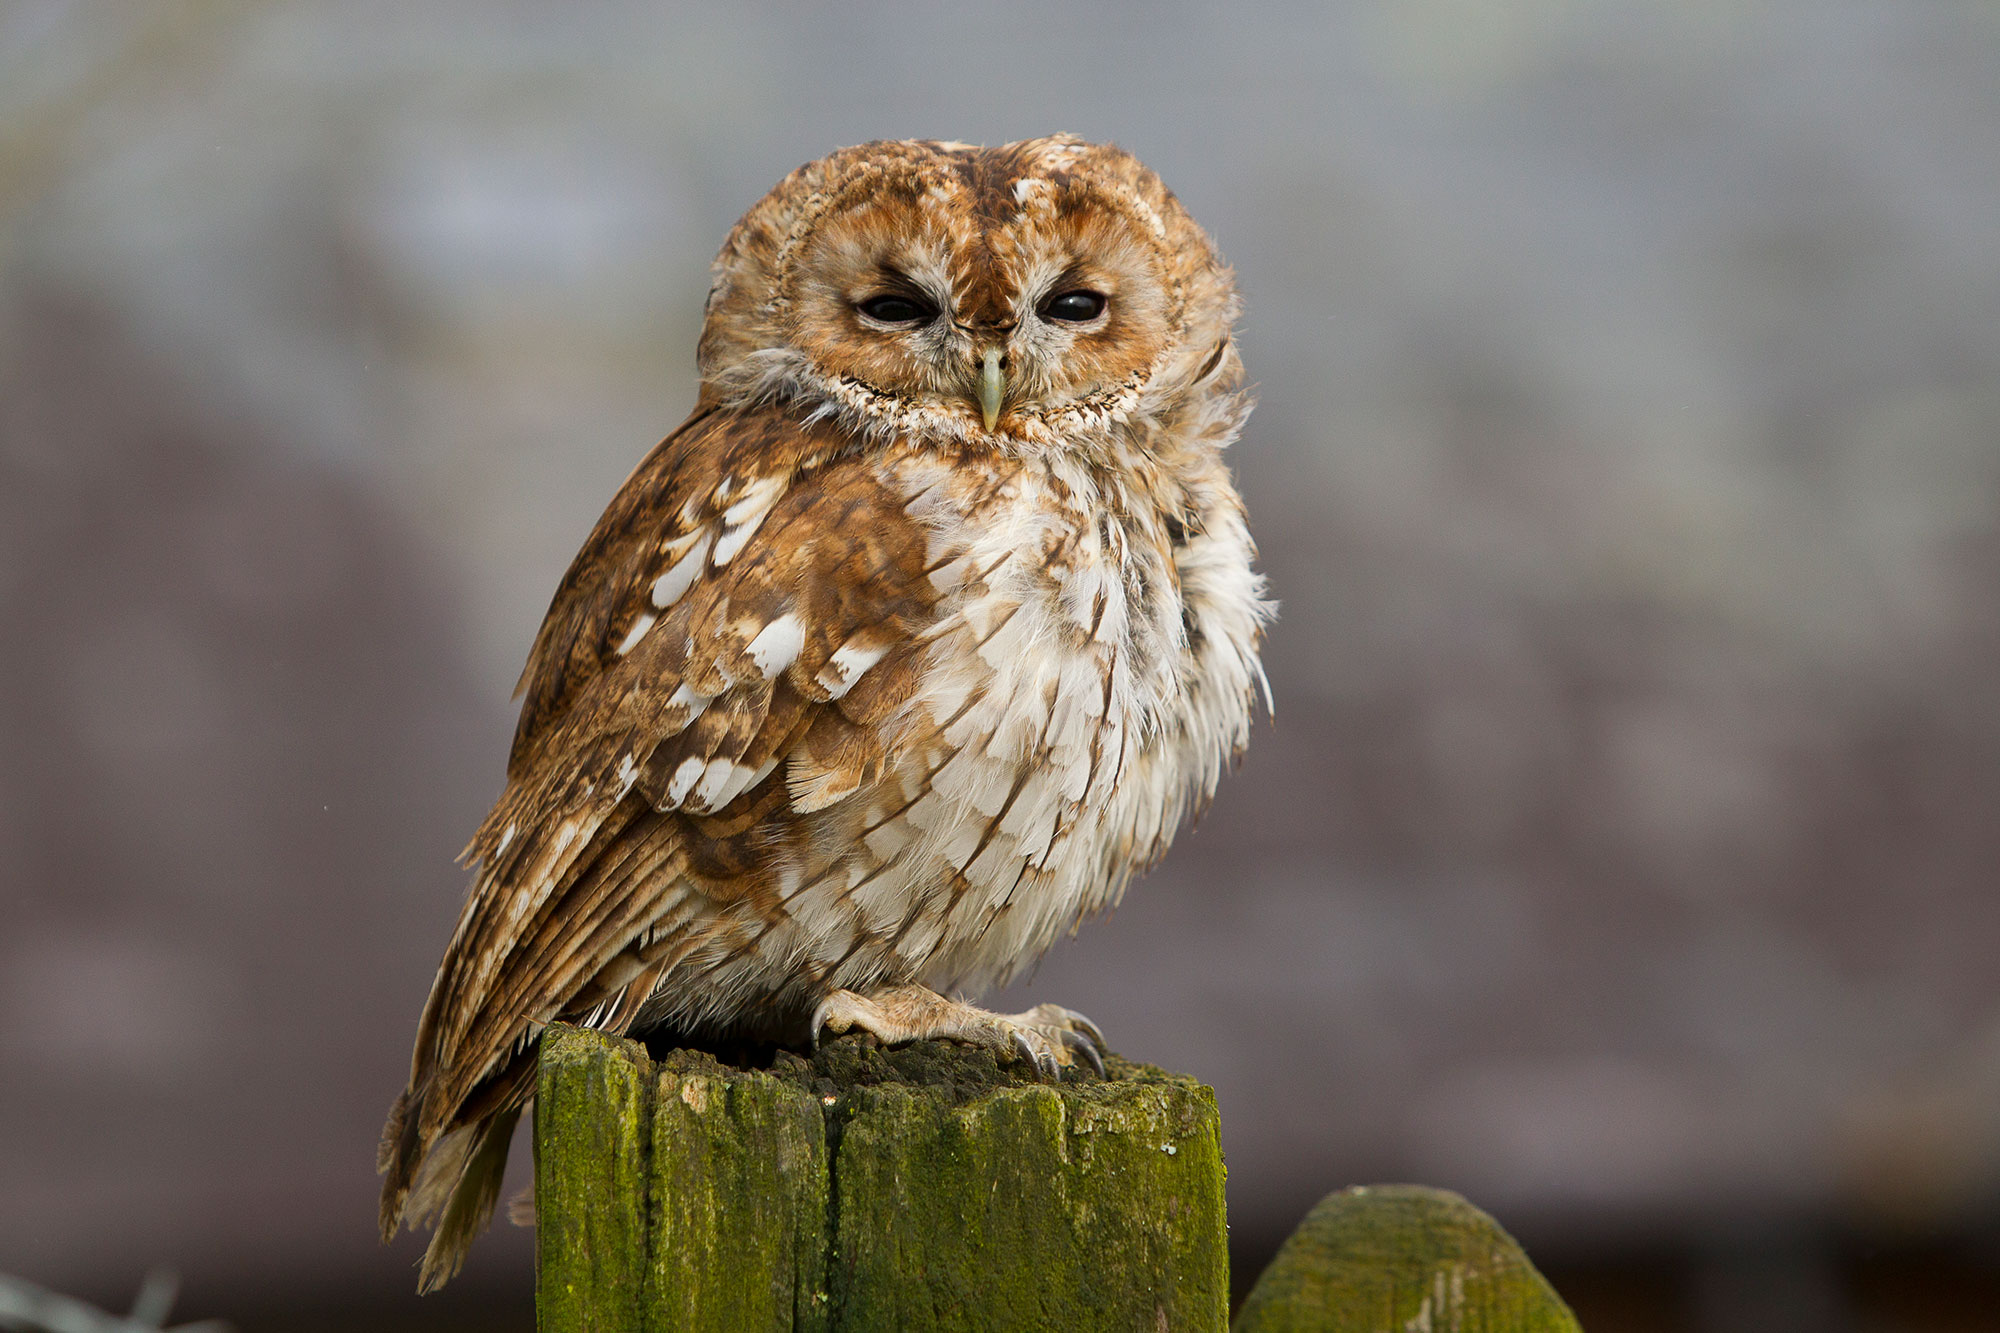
left=1010, top=1028, right=1043, bottom=1075
left=1065, top=1009, right=1108, bottom=1054
left=808, top=995, right=836, bottom=1053
left=1059, top=1027, right=1106, bottom=1079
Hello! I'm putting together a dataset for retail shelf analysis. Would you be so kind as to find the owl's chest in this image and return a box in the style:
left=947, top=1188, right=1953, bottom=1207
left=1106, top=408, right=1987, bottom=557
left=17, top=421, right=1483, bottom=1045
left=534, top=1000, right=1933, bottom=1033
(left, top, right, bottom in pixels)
left=875, top=454, right=1207, bottom=933
left=773, top=446, right=1261, bottom=992
left=903, top=459, right=1187, bottom=767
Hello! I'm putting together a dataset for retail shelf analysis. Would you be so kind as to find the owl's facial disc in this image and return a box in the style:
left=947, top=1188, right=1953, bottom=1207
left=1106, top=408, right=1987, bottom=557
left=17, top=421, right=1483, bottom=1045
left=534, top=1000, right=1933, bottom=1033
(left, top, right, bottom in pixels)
left=780, top=164, right=1179, bottom=438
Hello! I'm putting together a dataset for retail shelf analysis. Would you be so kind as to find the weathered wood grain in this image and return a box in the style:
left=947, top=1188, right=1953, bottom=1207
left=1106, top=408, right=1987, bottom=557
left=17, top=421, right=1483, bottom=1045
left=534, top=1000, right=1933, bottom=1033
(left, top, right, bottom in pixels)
left=535, top=1027, right=653, bottom=1333
left=533, top=1023, right=1228, bottom=1331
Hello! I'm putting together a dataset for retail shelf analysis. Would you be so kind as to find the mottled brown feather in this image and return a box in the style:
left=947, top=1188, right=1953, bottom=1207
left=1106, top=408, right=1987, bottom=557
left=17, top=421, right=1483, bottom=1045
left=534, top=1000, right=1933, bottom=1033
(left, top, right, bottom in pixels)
left=380, top=405, right=939, bottom=1286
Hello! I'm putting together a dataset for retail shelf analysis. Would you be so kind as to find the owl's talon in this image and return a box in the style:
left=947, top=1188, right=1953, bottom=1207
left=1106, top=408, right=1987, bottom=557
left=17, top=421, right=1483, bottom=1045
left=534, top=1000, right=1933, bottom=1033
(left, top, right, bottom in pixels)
left=804, top=985, right=1109, bottom=1080
left=1060, top=1026, right=1106, bottom=1078
left=809, top=989, right=869, bottom=1052
left=1031, top=1004, right=1106, bottom=1053
left=1010, top=1029, right=1041, bottom=1071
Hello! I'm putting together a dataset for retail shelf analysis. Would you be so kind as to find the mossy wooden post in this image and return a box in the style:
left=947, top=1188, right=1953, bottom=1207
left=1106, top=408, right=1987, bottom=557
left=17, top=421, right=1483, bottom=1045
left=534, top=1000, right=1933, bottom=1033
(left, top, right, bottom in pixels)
left=1232, top=1185, right=1582, bottom=1333
left=535, top=1026, right=654, bottom=1331
left=534, top=1023, right=1229, bottom=1332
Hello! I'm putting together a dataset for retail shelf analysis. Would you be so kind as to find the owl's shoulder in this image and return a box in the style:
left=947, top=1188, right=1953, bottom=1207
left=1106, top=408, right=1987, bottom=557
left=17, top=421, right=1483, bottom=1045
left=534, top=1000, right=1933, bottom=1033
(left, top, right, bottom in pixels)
left=503, top=406, right=935, bottom=782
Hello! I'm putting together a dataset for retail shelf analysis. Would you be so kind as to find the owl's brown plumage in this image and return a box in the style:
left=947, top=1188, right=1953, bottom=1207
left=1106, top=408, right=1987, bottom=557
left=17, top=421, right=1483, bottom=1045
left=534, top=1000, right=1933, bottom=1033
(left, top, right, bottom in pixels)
left=380, top=135, right=1271, bottom=1290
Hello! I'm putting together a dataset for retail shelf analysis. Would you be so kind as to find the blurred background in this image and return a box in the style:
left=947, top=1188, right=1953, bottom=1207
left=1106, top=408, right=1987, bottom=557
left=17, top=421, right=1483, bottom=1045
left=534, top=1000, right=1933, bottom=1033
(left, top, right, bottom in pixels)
left=4, top=2, right=1999, bottom=1329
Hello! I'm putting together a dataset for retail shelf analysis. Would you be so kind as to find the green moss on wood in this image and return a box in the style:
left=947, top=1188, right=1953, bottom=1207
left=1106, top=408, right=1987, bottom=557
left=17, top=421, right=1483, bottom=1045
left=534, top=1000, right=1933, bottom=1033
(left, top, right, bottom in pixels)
left=829, top=1073, right=1228, bottom=1332
left=649, top=1051, right=830, bottom=1331
left=1231, top=1185, right=1582, bottom=1333
left=535, top=1027, right=1228, bottom=1331
left=536, top=1026, right=654, bottom=1333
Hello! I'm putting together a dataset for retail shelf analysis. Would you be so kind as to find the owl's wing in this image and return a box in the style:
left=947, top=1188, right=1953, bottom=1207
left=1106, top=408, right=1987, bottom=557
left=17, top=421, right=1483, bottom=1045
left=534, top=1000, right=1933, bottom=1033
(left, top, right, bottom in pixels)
left=379, top=404, right=939, bottom=1288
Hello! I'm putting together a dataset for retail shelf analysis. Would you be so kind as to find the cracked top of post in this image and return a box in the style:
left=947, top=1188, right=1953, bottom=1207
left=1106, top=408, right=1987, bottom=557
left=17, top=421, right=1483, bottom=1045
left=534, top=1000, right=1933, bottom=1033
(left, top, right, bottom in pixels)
left=649, top=1031, right=1200, bottom=1111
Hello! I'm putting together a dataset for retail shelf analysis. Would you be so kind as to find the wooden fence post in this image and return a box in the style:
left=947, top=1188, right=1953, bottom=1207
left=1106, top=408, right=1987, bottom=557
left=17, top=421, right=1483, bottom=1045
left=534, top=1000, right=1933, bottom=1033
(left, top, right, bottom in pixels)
left=534, top=1023, right=1230, bottom=1332
left=535, top=1024, right=653, bottom=1332
left=1231, top=1184, right=1583, bottom=1332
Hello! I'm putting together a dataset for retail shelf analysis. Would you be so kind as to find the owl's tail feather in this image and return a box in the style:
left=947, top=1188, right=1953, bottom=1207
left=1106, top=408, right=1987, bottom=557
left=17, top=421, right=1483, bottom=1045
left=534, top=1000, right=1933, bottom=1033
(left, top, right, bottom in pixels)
left=377, top=1056, right=535, bottom=1292
left=377, top=1082, right=425, bottom=1241
left=414, top=1100, right=524, bottom=1294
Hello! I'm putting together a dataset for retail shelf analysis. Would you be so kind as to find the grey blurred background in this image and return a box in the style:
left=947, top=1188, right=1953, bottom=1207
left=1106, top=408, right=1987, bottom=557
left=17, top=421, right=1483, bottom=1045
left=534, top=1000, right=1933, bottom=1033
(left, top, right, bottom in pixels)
left=4, top=2, right=1999, bottom=1329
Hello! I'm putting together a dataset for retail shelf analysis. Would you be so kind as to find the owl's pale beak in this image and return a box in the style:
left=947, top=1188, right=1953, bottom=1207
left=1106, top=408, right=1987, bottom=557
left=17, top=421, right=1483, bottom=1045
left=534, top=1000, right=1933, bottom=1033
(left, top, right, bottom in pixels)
left=978, top=347, right=1007, bottom=432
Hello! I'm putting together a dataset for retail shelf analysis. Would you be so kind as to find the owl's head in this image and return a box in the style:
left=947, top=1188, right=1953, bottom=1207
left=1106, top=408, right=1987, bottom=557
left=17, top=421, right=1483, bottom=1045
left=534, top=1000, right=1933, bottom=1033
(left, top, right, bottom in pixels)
left=697, top=136, right=1242, bottom=448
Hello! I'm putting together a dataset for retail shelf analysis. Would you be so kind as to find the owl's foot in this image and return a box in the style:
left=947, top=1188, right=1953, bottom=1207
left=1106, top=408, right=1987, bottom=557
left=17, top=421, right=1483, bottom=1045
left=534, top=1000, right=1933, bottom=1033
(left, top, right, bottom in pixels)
left=811, top=985, right=1106, bottom=1079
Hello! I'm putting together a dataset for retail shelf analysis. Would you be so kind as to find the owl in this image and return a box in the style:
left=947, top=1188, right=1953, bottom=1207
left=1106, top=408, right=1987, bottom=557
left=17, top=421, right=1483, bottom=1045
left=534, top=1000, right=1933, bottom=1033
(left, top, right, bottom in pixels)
left=378, top=134, right=1270, bottom=1290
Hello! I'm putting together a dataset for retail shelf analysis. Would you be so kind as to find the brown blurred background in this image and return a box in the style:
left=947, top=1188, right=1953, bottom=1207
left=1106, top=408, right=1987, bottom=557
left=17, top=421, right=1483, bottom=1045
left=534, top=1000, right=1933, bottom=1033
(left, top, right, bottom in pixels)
left=4, top=3, right=2000, bottom=1329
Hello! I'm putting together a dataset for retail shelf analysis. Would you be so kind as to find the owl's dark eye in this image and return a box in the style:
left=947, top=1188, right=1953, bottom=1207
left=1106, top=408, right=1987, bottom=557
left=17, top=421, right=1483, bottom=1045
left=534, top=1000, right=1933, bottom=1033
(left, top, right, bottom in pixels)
left=858, top=294, right=938, bottom=325
left=1041, top=290, right=1107, bottom=322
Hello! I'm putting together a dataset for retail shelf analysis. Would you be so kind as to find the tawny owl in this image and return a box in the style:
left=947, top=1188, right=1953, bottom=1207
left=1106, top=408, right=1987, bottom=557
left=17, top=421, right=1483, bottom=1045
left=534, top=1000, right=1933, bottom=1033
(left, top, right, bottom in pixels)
left=379, top=134, right=1270, bottom=1290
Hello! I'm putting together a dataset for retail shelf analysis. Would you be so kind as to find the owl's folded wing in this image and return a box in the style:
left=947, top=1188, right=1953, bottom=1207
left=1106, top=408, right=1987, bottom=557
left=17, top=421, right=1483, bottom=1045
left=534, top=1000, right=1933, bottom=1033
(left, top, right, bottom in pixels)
left=380, top=405, right=938, bottom=1281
